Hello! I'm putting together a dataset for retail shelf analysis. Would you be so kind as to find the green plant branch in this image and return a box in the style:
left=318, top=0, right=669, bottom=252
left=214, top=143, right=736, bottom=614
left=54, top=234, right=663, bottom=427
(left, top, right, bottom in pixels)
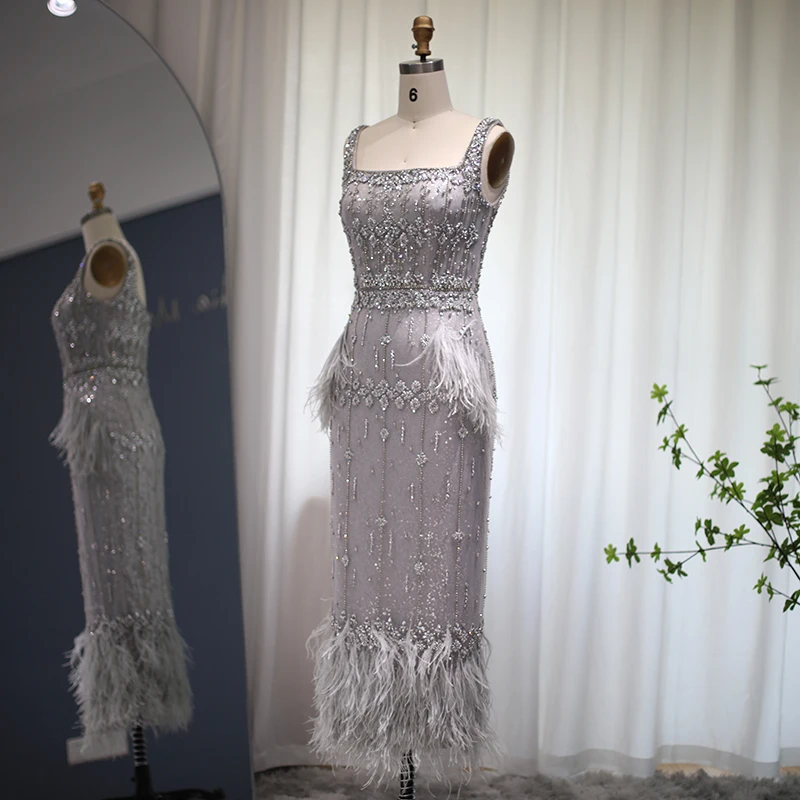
left=632, top=542, right=773, bottom=558
left=753, top=576, right=799, bottom=609
left=661, top=402, right=800, bottom=585
left=758, top=367, right=800, bottom=482
left=608, top=375, right=800, bottom=611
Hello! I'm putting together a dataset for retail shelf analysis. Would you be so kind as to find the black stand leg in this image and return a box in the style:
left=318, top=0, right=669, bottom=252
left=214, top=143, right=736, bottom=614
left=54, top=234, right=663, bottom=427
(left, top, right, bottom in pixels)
left=131, top=725, right=155, bottom=799
left=398, top=750, right=415, bottom=800
left=100, top=724, right=226, bottom=800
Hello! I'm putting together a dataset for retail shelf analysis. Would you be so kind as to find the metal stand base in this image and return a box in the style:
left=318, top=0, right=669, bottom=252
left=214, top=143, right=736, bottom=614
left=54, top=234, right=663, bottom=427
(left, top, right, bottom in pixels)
left=100, top=725, right=225, bottom=800
left=398, top=750, right=415, bottom=800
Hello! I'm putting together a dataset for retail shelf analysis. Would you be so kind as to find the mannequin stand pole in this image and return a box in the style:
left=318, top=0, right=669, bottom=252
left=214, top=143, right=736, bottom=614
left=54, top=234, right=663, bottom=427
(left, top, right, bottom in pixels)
left=398, top=750, right=415, bottom=800
left=100, top=723, right=226, bottom=800
left=132, top=725, right=154, bottom=798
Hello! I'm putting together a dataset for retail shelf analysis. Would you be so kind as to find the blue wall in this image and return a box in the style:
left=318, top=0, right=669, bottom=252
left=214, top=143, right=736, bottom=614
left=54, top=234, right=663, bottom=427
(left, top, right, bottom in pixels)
left=0, top=194, right=253, bottom=800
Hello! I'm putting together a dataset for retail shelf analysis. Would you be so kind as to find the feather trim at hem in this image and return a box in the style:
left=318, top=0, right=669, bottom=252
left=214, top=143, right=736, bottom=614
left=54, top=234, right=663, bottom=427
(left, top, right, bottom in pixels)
left=69, top=615, right=193, bottom=737
left=307, top=617, right=500, bottom=785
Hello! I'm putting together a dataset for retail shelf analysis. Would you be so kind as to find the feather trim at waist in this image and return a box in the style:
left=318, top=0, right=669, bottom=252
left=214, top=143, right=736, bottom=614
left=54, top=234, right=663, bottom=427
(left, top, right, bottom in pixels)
left=307, top=317, right=500, bottom=441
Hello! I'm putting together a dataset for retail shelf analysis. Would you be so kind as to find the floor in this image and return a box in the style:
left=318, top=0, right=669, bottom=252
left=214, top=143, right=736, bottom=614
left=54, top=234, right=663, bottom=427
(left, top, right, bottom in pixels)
left=256, top=764, right=800, bottom=800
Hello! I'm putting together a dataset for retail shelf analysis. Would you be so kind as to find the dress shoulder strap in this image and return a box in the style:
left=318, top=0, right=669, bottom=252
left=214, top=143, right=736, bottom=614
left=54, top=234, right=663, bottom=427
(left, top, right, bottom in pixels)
left=342, top=124, right=367, bottom=183
left=461, top=117, right=504, bottom=180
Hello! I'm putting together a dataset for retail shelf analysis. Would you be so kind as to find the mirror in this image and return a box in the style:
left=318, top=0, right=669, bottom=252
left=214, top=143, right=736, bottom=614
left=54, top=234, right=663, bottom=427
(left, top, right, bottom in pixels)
left=0, top=3, right=251, bottom=798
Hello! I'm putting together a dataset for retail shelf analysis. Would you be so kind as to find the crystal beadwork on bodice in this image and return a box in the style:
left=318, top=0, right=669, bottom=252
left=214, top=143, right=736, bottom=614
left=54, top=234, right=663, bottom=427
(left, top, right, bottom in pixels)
left=340, top=117, right=506, bottom=313
left=52, top=249, right=150, bottom=382
left=309, top=118, right=509, bottom=783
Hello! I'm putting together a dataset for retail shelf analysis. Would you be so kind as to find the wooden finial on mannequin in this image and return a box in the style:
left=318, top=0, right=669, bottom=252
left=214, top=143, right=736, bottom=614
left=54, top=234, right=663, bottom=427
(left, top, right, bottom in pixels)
left=82, top=182, right=127, bottom=289
left=411, top=16, right=434, bottom=61
left=88, top=181, right=106, bottom=210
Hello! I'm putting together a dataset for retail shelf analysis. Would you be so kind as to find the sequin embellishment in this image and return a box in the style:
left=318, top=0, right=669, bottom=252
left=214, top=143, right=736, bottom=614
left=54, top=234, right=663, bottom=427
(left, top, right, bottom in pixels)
left=308, top=117, right=509, bottom=783
left=50, top=238, right=192, bottom=737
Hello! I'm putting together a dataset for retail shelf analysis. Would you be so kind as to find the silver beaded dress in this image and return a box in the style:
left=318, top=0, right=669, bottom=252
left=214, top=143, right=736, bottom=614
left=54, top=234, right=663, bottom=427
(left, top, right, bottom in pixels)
left=308, top=117, right=509, bottom=781
left=51, top=238, right=192, bottom=738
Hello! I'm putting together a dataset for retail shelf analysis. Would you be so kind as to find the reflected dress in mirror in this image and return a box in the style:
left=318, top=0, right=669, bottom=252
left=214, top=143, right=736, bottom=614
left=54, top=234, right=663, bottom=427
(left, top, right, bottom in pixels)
left=51, top=238, right=192, bottom=737
left=308, top=117, right=509, bottom=782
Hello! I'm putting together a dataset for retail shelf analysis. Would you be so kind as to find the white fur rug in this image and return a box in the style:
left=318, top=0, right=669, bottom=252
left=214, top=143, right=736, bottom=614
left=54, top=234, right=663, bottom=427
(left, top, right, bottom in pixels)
left=256, top=766, right=800, bottom=799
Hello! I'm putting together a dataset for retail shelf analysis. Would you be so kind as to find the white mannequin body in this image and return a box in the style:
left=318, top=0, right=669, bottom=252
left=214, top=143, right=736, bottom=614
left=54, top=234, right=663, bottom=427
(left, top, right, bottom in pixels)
left=353, top=64, right=511, bottom=205
left=81, top=210, right=147, bottom=304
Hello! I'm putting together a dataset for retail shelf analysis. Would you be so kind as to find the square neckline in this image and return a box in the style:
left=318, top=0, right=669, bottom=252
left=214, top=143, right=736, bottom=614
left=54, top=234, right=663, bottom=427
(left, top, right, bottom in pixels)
left=350, top=116, right=493, bottom=175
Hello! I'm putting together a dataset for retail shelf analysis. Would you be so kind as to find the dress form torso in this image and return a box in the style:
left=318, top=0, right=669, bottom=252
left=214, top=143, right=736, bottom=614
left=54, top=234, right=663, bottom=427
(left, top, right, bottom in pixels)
left=353, top=62, right=513, bottom=205
left=81, top=210, right=147, bottom=304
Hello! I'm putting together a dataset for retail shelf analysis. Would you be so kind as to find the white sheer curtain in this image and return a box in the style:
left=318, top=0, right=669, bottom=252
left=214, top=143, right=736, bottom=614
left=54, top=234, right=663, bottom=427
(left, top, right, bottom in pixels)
left=110, top=0, right=800, bottom=779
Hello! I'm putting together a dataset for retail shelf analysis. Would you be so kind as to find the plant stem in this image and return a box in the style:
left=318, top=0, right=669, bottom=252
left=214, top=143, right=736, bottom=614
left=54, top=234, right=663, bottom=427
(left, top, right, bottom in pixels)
left=761, top=378, right=800, bottom=488
left=773, top=454, right=797, bottom=553
left=636, top=542, right=772, bottom=557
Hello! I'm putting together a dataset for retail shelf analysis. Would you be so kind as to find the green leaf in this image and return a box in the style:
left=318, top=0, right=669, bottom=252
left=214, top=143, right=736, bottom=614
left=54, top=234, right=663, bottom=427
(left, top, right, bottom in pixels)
left=651, top=384, right=669, bottom=403
left=727, top=482, right=745, bottom=503
left=656, top=398, right=673, bottom=426
left=604, top=545, right=620, bottom=564
left=651, top=542, right=662, bottom=562
left=625, top=538, right=641, bottom=567
left=733, top=525, right=749, bottom=541
left=703, top=519, right=717, bottom=546
left=779, top=400, right=799, bottom=421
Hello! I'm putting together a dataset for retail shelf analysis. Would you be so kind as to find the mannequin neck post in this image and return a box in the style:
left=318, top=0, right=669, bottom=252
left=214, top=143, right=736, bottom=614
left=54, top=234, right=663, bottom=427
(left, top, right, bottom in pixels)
left=397, top=63, right=453, bottom=122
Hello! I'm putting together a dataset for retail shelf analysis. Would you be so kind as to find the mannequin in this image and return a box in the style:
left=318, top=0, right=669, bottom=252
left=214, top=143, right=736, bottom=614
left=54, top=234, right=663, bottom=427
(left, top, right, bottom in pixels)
left=369, top=23, right=511, bottom=800
left=59, top=183, right=224, bottom=800
left=81, top=182, right=146, bottom=304
left=352, top=17, right=515, bottom=205
left=308, top=16, right=512, bottom=800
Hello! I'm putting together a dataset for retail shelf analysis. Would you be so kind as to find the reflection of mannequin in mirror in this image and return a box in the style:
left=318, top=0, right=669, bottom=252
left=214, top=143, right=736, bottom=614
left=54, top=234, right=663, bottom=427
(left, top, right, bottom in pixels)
left=308, top=17, right=513, bottom=799
left=81, top=181, right=146, bottom=304
left=50, top=182, right=207, bottom=798
left=352, top=19, right=514, bottom=199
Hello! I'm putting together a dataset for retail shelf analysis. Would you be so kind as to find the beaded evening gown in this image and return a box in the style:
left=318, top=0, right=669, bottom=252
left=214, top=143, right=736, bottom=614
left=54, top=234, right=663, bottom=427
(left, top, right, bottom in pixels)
left=51, top=239, right=192, bottom=737
left=308, top=117, right=509, bottom=781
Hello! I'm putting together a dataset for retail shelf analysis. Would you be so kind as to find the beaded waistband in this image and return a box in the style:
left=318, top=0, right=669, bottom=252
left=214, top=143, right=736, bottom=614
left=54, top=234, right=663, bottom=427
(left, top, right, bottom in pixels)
left=63, top=364, right=146, bottom=391
left=353, top=286, right=476, bottom=312
left=86, top=607, right=175, bottom=635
